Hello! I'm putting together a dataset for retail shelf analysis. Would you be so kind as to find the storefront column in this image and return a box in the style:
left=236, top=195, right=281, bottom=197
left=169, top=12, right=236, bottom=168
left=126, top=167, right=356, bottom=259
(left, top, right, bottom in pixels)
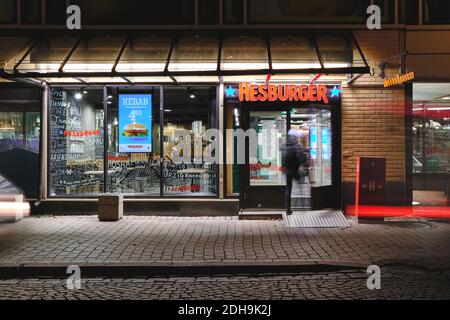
left=218, top=82, right=224, bottom=199
left=40, top=85, right=49, bottom=200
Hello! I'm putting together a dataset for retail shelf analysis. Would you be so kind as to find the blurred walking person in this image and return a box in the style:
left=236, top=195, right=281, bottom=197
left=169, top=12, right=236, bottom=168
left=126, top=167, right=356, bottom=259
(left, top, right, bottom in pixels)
left=282, top=129, right=308, bottom=215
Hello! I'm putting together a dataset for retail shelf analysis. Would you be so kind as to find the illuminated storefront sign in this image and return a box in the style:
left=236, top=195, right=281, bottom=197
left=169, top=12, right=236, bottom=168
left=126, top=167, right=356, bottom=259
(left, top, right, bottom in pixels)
left=383, top=72, right=415, bottom=88
left=237, top=83, right=340, bottom=103
left=118, top=94, right=153, bottom=153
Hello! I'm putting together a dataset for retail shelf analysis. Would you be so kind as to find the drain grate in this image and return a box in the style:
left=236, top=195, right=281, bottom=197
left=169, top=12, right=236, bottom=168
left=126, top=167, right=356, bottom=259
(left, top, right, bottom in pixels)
left=283, top=210, right=350, bottom=228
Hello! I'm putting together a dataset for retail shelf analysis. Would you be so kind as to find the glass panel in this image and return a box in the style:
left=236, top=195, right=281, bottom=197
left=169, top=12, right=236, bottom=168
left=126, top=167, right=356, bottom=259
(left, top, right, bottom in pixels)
left=291, top=108, right=332, bottom=188
left=116, top=36, right=170, bottom=72
left=271, top=35, right=321, bottom=70
left=25, top=112, right=40, bottom=153
left=0, top=37, right=30, bottom=70
left=71, top=0, right=195, bottom=25
left=221, top=36, right=268, bottom=70
left=45, top=0, right=66, bottom=25
left=248, top=0, right=370, bottom=23
left=413, top=105, right=450, bottom=173
left=225, top=95, right=240, bottom=196
left=39, top=78, right=82, bottom=84
left=199, top=0, right=219, bottom=24
left=424, top=0, right=450, bottom=24
left=169, top=36, right=218, bottom=72
left=0, top=0, right=16, bottom=24
left=106, top=87, right=161, bottom=195
left=224, top=0, right=244, bottom=24
left=49, top=88, right=104, bottom=196
left=315, top=33, right=356, bottom=68
left=79, top=77, right=128, bottom=84
left=399, top=0, right=419, bottom=24
left=163, top=87, right=217, bottom=196
left=19, top=36, right=77, bottom=72
left=21, top=0, right=42, bottom=24
left=63, top=36, right=124, bottom=72
left=126, top=77, right=173, bottom=83
left=249, top=111, right=286, bottom=186
left=0, top=112, right=24, bottom=152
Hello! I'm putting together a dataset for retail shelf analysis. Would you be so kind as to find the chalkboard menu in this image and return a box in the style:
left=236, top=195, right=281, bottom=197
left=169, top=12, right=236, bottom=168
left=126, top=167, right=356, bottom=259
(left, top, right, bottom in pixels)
left=49, top=89, right=68, bottom=195
left=49, top=89, right=104, bottom=196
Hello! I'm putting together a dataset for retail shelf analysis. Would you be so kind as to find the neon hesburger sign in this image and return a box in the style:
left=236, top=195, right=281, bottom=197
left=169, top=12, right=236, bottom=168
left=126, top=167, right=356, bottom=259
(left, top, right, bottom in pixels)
left=239, top=82, right=331, bottom=104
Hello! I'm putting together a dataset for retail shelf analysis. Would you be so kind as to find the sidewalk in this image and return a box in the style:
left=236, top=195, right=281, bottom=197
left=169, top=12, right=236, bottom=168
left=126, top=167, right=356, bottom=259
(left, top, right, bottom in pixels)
left=0, top=216, right=449, bottom=270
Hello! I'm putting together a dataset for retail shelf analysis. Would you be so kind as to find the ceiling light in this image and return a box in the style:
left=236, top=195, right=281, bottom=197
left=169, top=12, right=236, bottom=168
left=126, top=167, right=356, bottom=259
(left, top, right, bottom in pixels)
left=190, top=94, right=196, bottom=99
left=427, top=107, right=450, bottom=111
left=74, top=93, right=83, bottom=100
left=82, top=90, right=88, bottom=94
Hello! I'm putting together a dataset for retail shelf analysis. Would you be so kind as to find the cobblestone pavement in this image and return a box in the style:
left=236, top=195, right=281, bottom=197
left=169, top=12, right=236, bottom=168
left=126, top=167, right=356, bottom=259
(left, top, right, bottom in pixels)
left=0, top=269, right=449, bottom=300
left=0, top=216, right=449, bottom=268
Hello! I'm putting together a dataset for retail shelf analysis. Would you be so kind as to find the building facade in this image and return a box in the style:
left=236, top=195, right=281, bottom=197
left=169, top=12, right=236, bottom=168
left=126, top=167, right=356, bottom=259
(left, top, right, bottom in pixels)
left=0, top=0, right=448, bottom=215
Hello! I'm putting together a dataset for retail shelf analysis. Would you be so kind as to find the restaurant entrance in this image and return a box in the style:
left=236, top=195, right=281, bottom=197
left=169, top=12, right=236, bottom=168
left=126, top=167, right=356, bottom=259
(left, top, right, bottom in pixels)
left=240, top=103, right=340, bottom=211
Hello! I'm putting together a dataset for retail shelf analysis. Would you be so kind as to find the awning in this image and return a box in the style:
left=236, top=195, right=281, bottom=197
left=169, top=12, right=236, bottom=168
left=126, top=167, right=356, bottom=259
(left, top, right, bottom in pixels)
left=0, top=31, right=370, bottom=85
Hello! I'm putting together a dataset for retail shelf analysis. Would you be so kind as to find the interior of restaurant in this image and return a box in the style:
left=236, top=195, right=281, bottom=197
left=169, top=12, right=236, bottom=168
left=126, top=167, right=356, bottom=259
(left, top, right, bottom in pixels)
left=413, top=83, right=450, bottom=206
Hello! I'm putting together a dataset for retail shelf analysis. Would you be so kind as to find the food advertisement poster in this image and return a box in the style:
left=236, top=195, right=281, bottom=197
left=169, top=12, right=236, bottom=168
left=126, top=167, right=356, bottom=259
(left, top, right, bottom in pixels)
left=118, top=94, right=152, bottom=153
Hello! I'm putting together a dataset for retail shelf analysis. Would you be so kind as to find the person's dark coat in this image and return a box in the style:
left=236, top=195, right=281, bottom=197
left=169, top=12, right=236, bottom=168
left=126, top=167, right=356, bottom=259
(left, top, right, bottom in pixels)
left=282, top=135, right=307, bottom=179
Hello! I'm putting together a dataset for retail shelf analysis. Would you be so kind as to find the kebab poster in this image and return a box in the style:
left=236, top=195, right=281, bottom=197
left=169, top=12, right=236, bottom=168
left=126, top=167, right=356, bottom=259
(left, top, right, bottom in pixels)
left=118, top=94, right=152, bottom=153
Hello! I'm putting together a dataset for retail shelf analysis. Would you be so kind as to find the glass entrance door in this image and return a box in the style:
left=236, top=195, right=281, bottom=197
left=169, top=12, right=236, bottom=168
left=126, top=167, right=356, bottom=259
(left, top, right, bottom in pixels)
left=242, top=106, right=338, bottom=210
left=290, top=108, right=333, bottom=209
left=243, top=110, right=287, bottom=209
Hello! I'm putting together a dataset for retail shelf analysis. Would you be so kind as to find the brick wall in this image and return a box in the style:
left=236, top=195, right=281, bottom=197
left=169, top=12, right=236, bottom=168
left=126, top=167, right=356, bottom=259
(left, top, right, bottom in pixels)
left=341, top=31, right=407, bottom=206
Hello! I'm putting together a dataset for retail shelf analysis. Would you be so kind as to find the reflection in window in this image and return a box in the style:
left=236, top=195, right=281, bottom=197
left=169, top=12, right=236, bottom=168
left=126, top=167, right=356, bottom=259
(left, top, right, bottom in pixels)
left=163, top=87, right=217, bottom=196
left=26, top=112, right=40, bottom=153
left=424, top=0, right=450, bottom=24
left=49, top=88, right=104, bottom=196
left=413, top=105, right=450, bottom=173
left=0, top=112, right=24, bottom=152
left=249, top=111, right=286, bottom=187
left=106, top=88, right=161, bottom=195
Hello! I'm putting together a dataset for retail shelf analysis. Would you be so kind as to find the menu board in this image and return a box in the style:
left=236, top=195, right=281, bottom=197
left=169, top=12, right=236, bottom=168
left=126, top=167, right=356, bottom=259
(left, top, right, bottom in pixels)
left=118, top=94, right=152, bottom=153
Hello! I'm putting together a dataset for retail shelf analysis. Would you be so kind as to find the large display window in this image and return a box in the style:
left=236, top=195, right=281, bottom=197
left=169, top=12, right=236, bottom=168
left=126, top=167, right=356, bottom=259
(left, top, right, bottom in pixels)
left=48, top=85, right=218, bottom=198
left=163, top=87, right=218, bottom=196
left=106, top=87, right=161, bottom=195
left=49, top=88, right=104, bottom=196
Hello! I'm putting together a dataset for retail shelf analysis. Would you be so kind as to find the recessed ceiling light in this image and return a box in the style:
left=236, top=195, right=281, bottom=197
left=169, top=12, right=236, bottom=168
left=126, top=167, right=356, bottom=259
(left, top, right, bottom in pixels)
left=74, top=93, right=83, bottom=100
left=190, top=94, right=196, bottom=99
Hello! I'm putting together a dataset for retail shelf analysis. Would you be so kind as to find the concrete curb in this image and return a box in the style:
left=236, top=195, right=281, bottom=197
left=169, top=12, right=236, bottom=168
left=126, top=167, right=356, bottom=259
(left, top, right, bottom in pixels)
left=2, top=260, right=449, bottom=279
left=0, top=264, right=366, bottom=279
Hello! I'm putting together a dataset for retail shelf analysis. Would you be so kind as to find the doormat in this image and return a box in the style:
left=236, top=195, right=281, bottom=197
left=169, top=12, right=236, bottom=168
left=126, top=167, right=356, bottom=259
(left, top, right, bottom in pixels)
left=283, top=210, right=350, bottom=228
